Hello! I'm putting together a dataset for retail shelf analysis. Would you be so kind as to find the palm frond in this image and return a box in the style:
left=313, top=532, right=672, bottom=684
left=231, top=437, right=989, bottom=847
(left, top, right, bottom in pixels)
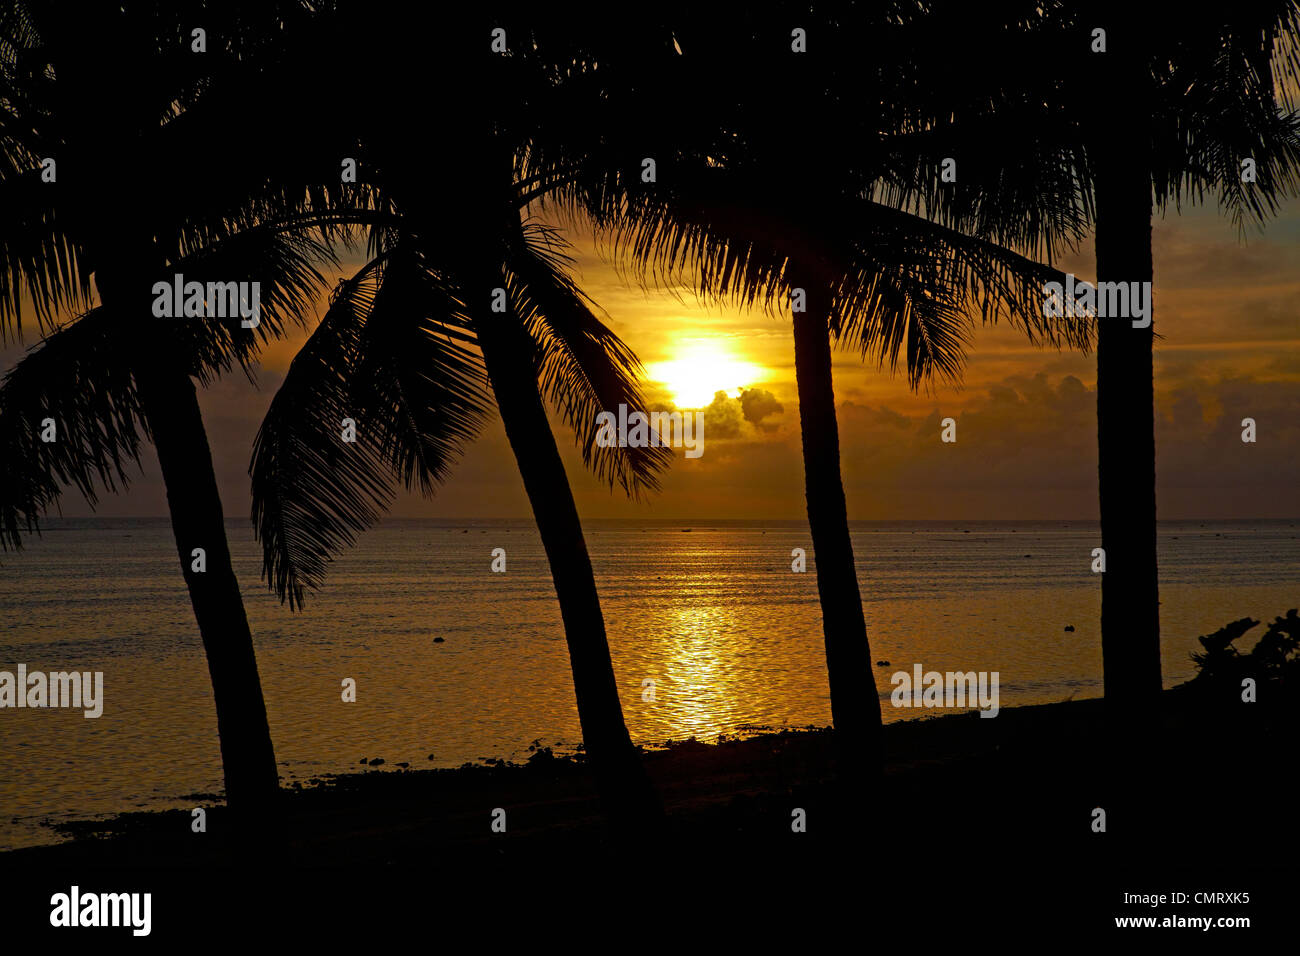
left=351, top=246, right=492, bottom=497
left=572, top=161, right=1092, bottom=390
left=505, top=220, right=672, bottom=496
left=250, top=259, right=393, bottom=609
left=865, top=0, right=1095, bottom=263
left=833, top=199, right=1094, bottom=388
left=1157, top=2, right=1300, bottom=230
left=251, top=249, right=493, bottom=609
left=0, top=165, right=95, bottom=339
left=0, top=306, right=143, bottom=550
left=152, top=223, right=339, bottom=386
left=577, top=161, right=793, bottom=315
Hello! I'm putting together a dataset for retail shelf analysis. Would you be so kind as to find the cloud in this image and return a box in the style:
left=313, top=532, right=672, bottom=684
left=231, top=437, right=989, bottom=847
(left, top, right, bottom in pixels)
left=739, top=387, right=785, bottom=431
left=694, top=388, right=789, bottom=440
left=1154, top=375, right=1300, bottom=517
left=830, top=371, right=1299, bottom=519
left=703, top=390, right=744, bottom=439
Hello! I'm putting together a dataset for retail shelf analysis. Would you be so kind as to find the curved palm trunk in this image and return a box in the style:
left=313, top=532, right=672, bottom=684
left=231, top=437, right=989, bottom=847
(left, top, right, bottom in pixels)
left=1094, top=14, right=1162, bottom=718
left=92, top=242, right=280, bottom=812
left=133, top=359, right=281, bottom=808
left=790, top=272, right=883, bottom=775
left=472, top=285, right=661, bottom=830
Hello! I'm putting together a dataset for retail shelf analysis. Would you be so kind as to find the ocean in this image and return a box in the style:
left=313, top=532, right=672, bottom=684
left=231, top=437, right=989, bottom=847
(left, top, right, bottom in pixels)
left=1, top=516, right=1296, bottom=849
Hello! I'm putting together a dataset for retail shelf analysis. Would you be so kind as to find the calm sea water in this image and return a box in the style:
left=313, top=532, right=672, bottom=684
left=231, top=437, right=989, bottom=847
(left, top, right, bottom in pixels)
left=1, top=517, right=1297, bottom=849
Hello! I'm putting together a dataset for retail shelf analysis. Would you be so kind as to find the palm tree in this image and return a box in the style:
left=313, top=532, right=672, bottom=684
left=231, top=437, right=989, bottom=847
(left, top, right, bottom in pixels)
left=877, top=0, right=1300, bottom=718
left=1091, top=1, right=1299, bottom=714
left=244, top=10, right=672, bottom=821
left=250, top=229, right=670, bottom=827
left=520, top=6, right=1093, bottom=774
left=0, top=1, right=360, bottom=809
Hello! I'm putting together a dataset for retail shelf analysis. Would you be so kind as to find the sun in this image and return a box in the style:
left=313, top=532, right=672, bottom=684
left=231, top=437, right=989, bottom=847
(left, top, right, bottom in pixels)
left=646, top=339, right=767, bottom=409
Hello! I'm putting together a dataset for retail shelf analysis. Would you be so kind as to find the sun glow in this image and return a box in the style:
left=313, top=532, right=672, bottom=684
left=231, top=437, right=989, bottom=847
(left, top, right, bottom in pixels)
left=647, top=340, right=767, bottom=409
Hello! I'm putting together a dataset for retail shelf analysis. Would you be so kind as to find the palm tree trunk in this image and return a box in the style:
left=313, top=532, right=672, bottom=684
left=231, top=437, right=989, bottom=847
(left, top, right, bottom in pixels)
left=92, top=235, right=280, bottom=813
left=133, top=358, right=280, bottom=809
left=1093, top=14, right=1162, bottom=718
left=789, top=271, right=883, bottom=775
left=472, top=285, right=661, bottom=829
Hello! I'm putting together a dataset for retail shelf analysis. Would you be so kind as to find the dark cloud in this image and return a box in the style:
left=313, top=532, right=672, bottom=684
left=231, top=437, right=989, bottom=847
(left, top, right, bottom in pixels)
left=739, top=387, right=785, bottom=431
left=1155, top=375, right=1300, bottom=517
left=696, top=388, right=790, bottom=440
left=831, top=371, right=1298, bottom=519
left=703, top=390, right=744, bottom=439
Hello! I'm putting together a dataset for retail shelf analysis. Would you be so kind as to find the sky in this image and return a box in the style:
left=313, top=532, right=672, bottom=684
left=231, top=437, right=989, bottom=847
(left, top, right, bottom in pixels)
left=3, top=201, right=1298, bottom=523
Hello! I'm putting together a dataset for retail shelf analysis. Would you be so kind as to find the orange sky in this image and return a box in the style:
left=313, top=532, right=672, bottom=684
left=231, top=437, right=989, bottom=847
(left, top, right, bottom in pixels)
left=4, top=202, right=1298, bottom=521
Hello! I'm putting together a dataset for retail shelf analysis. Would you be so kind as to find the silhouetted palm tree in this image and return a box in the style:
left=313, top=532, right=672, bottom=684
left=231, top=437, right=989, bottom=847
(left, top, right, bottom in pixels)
left=0, top=1, right=360, bottom=809
left=878, top=0, right=1300, bottom=718
left=247, top=6, right=669, bottom=825
left=251, top=231, right=669, bottom=827
left=1090, top=1, right=1299, bottom=714
left=519, top=6, right=1092, bottom=774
